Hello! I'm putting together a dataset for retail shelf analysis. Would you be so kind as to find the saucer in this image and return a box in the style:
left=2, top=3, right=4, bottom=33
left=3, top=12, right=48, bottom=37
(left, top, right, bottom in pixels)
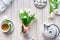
left=1, top=20, right=14, bottom=33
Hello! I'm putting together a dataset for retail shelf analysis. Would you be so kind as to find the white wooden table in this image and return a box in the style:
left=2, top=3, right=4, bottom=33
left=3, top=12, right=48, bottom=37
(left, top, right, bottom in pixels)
left=0, top=0, right=60, bottom=40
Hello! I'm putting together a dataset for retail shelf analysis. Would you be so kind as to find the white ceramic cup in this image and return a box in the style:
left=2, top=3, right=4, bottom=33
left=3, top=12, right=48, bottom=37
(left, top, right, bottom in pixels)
left=1, top=22, right=10, bottom=33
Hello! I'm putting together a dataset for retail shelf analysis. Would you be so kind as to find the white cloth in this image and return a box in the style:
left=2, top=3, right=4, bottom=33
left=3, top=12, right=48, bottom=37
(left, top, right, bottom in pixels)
left=0, top=0, right=13, bottom=14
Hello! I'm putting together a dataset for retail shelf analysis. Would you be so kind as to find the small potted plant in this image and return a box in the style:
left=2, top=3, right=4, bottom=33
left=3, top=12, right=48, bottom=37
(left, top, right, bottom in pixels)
left=19, top=10, right=35, bottom=33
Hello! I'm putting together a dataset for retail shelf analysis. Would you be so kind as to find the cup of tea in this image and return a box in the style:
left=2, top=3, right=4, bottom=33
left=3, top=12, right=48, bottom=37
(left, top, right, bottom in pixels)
left=1, top=22, right=10, bottom=32
left=1, top=19, right=14, bottom=33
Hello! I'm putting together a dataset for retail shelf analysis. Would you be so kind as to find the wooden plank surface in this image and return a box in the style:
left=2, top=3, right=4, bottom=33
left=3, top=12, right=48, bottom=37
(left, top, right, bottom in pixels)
left=0, top=0, right=60, bottom=40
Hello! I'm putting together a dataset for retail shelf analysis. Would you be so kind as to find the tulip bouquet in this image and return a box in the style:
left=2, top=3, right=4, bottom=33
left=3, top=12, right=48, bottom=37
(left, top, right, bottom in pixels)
left=19, top=10, right=35, bottom=33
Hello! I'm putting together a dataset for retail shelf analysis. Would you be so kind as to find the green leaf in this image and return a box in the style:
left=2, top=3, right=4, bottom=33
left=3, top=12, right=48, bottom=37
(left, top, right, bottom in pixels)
left=4, top=19, right=9, bottom=24
left=50, top=5, right=53, bottom=14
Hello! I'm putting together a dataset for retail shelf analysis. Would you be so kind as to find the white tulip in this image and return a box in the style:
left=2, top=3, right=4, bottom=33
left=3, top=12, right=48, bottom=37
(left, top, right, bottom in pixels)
left=20, top=9, right=24, bottom=13
left=49, top=12, right=55, bottom=19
